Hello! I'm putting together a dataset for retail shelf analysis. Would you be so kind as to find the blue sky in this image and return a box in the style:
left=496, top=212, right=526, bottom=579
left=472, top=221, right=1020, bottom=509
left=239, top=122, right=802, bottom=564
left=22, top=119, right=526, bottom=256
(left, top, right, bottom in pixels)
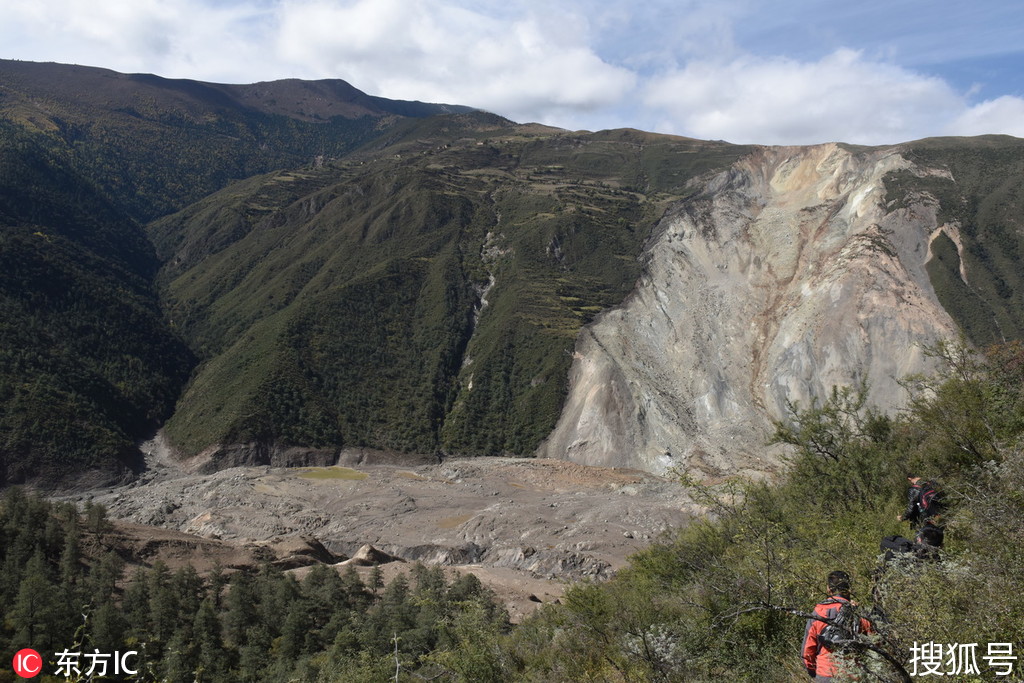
left=2, top=0, right=1023, bottom=145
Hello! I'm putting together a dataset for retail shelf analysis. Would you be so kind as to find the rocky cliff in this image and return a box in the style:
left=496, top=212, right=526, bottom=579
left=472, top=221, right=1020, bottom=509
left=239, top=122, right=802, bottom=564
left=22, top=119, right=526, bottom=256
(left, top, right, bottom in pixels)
left=539, top=143, right=964, bottom=476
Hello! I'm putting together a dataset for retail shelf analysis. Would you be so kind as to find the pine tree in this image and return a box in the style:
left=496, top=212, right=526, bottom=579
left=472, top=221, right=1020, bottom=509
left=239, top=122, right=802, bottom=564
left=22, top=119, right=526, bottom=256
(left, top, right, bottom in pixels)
left=90, top=600, right=129, bottom=654
left=278, top=603, right=307, bottom=661
left=224, top=571, right=258, bottom=648
left=122, top=567, right=152, bottom=643
left=207, top=562, right=228, bottom=609
left=87, top=550, right=125, bottom=605
left=10, top=550, right=64, bottom=651
left=147, top=562, right=179, bottom=655
left=238, top=623, right=273, bottom=683
left=339, top=564, right=372, bottom=612
left=368, top=563, right=384, bottom=595
left=192, top=597, right=228, bottom=682
left=161, top=627, right=196, bottom=683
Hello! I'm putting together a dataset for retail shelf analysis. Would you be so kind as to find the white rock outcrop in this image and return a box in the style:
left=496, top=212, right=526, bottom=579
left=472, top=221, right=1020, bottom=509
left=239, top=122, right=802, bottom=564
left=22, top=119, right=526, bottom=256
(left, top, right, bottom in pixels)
left=538, top=144, right=961, bottom=476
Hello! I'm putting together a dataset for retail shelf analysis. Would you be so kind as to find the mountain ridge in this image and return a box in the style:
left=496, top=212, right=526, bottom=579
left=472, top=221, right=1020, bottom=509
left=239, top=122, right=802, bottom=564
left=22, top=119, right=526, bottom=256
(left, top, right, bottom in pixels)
left=0, top=59, right=473, bottom=125
left=0, top=58, right=470, bottom=222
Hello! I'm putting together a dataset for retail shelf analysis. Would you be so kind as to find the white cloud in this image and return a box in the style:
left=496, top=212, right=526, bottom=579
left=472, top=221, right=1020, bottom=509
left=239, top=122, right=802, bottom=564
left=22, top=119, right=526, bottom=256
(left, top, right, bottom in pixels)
left=948, top=96, right=1024, bottom=139
left=0, top=0, right=273, bottom=82
left=643, top=49, right=966, bottom=145
left=274, top=0, right=636, bottom=122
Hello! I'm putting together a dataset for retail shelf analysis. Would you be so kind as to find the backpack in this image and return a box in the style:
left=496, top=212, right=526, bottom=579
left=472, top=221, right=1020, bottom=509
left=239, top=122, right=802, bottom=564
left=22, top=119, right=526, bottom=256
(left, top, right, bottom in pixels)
left=916, top=481, right=944, bottom=521
left=818, top=601, right=862, bottom=652
left=880, top=535, right=915, bottom=563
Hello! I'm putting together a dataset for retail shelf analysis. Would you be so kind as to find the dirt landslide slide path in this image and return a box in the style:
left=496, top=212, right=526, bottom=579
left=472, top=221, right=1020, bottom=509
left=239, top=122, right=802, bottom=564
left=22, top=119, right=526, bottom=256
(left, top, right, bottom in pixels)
left=72, top=453, right=697, bottom=621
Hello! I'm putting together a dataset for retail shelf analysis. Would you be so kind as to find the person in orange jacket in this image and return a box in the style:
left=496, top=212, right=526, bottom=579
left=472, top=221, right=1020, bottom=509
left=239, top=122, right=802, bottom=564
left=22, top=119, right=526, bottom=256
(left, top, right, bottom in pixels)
left=802, top=570, right=873, bottom=681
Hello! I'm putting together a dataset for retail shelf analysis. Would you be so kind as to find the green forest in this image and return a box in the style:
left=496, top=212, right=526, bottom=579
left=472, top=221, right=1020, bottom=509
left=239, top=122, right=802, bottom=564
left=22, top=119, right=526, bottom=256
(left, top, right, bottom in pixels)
left=0, top=491, right=509, bottom=683
left=2, top=341, right=1022, bottom=681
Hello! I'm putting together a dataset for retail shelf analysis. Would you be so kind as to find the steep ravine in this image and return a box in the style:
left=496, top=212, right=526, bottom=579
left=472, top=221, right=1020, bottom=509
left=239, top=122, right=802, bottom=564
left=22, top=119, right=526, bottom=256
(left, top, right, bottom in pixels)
left=539, top=144, right=963, bottom=476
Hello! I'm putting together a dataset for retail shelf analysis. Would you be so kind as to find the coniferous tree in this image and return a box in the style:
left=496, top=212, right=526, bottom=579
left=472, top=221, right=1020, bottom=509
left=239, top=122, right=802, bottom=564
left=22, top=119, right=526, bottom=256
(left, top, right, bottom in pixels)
left=224, top=571, right=258, bottom=649
left=90, top=600, right=129, bottom=655
left=368, top=563, right=384, bottom=595
left=122, top=567, right=152, bottom=644
left=147, top=562, right=178, bottom=650
left=207, top=562, right=228, bottom=609
left=161, top=627, right=195, bottom=683
left=339, top=564, right=372, bottom=612
left=86, top=550, right=125, bottom=605
left=273, top=592, right=305, bottom=662
left=364, top=573, right=414, bottom=653
left=238, top=622, right=273, bottom=683
left=297, top=563, right=345, bottom=654
left=170, top=565, right=205, bottom=632
left=192, top=597, right=228, bottom=683
left=10, top=550, right=64, bottom=651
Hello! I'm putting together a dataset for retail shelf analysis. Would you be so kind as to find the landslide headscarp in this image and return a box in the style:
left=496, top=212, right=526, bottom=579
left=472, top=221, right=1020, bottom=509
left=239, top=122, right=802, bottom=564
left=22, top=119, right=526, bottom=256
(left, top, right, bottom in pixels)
left=539, top=143, right=965, bottom=475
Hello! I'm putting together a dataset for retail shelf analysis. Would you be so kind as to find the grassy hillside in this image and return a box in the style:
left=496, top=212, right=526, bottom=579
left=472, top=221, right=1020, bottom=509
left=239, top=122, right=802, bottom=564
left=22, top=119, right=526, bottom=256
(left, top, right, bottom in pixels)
left=887, top=135, right=1024, bottom=345
left=153, top=115, right=752, bottom=461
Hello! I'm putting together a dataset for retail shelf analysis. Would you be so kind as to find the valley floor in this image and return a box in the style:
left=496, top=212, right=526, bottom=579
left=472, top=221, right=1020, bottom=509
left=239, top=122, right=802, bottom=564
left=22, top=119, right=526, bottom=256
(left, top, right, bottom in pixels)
left=63, top=448, right=696, bottom=621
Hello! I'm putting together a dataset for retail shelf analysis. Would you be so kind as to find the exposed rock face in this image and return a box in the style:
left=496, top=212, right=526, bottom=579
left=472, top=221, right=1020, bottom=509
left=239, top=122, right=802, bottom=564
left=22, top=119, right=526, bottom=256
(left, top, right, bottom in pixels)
left=539, top=144, right=962, bottom=476
left=189, top=443, right=339, bottom=473
left=261, top=535, right=346, bottom=569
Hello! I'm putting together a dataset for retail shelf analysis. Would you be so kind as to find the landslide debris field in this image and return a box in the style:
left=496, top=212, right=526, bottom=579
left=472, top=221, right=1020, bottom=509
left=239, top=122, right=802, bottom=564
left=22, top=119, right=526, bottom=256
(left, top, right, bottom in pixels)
left=68, top=447, right=696, bottom=621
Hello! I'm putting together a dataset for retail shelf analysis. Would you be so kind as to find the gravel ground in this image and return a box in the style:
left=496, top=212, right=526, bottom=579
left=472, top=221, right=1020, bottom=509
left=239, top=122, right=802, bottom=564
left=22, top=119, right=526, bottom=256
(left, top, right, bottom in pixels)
left=68, top=448, right=698, bottom=619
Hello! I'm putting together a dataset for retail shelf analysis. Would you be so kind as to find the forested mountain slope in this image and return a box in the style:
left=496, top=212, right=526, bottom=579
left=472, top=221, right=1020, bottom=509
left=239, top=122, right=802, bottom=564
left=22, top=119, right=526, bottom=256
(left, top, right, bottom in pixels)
left=0, top=122, right=193, bottom=486
left=155, top=129, right=1024, bottom=477
left=0, top=59, right=469, bottom=222
left=0, top=61, right=471, bottom=486
left=895, top=136, right=1024, bottom=345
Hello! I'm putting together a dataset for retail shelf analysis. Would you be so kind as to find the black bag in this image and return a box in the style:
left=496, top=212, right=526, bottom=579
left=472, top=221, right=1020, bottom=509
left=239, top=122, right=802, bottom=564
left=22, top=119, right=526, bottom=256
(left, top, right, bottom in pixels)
left=818, top=601, right=862, bottom=652
left=880, top=534, right=917, bottom=563
left=880, top=535, right=914, bottom=554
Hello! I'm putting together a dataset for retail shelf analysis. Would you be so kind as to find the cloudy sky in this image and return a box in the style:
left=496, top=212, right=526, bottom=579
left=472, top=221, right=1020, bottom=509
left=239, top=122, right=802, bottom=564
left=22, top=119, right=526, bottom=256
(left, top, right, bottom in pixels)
left=2, top=0, right=1023, bottom=145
